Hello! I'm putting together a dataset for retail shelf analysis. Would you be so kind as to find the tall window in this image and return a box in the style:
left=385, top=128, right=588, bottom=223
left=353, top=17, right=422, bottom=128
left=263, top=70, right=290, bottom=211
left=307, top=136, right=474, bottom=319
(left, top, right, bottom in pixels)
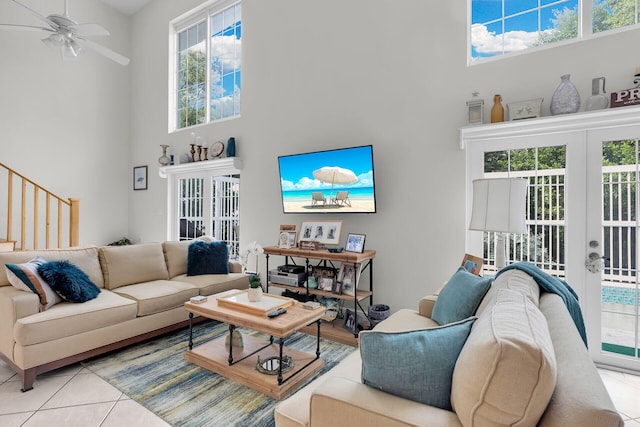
left=470, top=0, right=640, bottom=63
left=174, top=1, right=241, bottom=130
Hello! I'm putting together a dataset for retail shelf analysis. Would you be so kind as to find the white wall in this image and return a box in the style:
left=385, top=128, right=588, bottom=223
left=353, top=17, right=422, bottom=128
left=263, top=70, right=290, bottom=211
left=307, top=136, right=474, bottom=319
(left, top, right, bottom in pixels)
left=0, top=0, right=131, bottom=246
left=129, top=0, right=638, bottom=312
left=3, top=0, right=638, bottom=312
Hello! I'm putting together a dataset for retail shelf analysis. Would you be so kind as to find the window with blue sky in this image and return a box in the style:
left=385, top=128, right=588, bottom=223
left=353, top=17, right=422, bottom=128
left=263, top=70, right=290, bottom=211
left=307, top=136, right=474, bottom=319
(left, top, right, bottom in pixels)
left=470, top=0, right=640, bottom=62
left=175, top=1, right=241, bottom=130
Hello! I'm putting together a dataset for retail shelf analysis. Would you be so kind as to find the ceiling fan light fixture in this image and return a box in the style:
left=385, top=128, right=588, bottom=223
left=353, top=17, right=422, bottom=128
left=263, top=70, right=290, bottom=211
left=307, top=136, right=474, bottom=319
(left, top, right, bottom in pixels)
left=42, top=33, right=64, bottom=47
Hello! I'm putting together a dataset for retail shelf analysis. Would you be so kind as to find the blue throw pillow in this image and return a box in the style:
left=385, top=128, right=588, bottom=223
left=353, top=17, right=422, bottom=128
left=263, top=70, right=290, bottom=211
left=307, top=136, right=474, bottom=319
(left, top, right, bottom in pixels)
left=187, top=240, right=229, bottom=276
left=360, top=317, right=476, bottom=410
left=432, top=267, right=492, bottom=325
left=37, top=261, right=100, bottom=303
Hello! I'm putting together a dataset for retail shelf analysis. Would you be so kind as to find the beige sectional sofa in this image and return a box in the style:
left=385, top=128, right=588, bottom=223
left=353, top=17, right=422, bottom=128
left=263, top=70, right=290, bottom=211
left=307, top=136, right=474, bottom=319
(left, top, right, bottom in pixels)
left=275, top=269, right=624, bottom=427
left=0, top=240, right=248, bottom=391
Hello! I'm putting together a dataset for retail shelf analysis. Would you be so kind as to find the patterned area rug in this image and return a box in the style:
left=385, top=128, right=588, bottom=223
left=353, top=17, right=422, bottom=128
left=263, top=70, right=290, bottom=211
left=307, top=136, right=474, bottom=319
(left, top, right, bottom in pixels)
left=82, top=321, right=355, bottom=427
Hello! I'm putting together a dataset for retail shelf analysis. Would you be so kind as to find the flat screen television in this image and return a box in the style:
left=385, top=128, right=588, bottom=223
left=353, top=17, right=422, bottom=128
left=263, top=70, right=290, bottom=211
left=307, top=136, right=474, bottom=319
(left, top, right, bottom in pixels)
left=278, top=145, right=377, bottom=214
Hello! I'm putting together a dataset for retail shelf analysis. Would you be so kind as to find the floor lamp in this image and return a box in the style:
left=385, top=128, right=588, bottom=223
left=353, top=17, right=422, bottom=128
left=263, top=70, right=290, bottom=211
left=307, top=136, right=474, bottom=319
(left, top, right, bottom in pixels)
left=469, top=178, right=528, bottom=270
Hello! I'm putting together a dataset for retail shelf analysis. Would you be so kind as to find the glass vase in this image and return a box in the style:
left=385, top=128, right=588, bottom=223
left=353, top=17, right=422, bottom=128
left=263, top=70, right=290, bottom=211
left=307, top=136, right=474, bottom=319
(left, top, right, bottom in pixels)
left=550, top=74, right=580, bottom=115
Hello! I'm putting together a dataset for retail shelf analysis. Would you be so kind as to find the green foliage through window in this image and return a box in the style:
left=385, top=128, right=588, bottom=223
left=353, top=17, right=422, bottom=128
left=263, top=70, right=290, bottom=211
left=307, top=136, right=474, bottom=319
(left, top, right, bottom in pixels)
left=175, top=2, right=241, bottom=130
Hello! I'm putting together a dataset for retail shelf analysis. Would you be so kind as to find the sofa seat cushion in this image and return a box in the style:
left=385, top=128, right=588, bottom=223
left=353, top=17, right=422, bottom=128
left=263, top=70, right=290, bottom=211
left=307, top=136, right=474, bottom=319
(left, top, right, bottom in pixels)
left=0, top=246, right=104, bottom=288
left=99, top=243, right=169, bottom=290
left=451, top=288, right=557, bottom=427
left=373, top=308, right=439, bottom=332
left=14, top=290, right=137, bottom=346
left=112, top=280, right=198, bottom=316
left=170, top=273, right=249, bottom=296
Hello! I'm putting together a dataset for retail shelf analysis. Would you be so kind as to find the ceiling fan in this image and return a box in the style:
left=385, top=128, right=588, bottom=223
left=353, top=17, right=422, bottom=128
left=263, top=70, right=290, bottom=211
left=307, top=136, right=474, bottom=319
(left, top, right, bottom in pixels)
left=0, top=0, right=129, bottom=66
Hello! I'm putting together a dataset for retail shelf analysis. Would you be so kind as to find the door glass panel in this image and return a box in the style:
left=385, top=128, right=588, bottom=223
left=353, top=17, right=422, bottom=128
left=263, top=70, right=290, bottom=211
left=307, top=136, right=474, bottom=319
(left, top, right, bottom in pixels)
left=482, top=145, right=566, bottom=276
left=210, top=175, right=240, bottom=258
left=601, top=139, right=640, bottom=358
left=179, top=178, right=205, bottom=240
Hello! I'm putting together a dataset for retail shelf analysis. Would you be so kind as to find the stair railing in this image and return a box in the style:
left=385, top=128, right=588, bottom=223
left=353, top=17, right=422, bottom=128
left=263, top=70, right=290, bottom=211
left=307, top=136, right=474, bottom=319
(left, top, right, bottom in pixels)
left=1, top=163, right=79, bottom=250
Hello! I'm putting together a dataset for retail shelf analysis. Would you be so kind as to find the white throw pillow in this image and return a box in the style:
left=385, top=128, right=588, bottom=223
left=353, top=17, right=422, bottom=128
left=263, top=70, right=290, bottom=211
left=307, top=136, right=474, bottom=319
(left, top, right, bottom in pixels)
left=5, top=256, right=62, bottom=310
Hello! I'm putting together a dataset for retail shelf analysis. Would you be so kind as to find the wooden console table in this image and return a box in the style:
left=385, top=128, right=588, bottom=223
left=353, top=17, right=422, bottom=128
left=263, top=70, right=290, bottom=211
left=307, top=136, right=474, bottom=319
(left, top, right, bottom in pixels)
left=263, top=246, right=376, bottom=340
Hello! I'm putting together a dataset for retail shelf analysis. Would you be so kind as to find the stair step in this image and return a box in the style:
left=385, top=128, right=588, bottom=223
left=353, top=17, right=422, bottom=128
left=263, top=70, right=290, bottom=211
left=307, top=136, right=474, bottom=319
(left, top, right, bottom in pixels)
left=0, top=239, right=16, bottom=252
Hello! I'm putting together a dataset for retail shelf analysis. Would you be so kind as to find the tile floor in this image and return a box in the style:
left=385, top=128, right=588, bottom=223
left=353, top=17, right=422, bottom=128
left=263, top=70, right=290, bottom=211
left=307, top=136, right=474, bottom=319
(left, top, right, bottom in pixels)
left=0, top=359, right=639, bottom=426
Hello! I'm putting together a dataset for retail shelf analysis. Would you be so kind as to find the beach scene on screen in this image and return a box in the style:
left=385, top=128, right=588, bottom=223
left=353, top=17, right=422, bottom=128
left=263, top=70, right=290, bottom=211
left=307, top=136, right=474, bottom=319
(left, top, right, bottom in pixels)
left=278, top=146, right=376, bottom=213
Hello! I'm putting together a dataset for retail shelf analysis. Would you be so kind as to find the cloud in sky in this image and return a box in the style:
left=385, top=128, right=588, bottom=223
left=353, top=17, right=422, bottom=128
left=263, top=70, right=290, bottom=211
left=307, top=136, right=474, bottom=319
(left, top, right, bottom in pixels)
left=281, top=171, right=374, bottom=192
left=472, top=23, right=553, bottom=55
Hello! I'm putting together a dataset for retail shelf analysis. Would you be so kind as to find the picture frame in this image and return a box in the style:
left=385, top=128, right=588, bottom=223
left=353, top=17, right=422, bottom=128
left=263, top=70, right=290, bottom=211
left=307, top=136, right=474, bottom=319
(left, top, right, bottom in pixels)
left=279, top=224, right=296, bottom=232
left=337, top=262, right=361, bottom=296
left=311, top=265, right=336, bottom=292
left=278, top=231, right=297, bottom=249
left=507, top=98, right=543, bottom=121
left=461, top=253, right=483, bottom=276
left=133, top=166, right=148, bottom=190
left=299, top=220, right=342, bottom=245
left=343, top=308, right=357, bottom=332
left=345, top=233, right=366, bottom=253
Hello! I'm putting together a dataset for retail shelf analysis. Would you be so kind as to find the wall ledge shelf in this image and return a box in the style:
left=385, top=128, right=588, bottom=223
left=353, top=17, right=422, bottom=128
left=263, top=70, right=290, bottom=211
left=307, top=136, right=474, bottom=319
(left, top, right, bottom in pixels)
left=459, top=105, right=640, bottom=150
left=159, top=157, right=242, bottom=178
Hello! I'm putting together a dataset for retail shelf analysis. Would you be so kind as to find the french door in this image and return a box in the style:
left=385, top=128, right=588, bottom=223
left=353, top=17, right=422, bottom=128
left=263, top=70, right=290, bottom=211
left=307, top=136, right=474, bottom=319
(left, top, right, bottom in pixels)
left=585, top=126, right=640, bottom=371
left=464, top=109, right=640, bottom=373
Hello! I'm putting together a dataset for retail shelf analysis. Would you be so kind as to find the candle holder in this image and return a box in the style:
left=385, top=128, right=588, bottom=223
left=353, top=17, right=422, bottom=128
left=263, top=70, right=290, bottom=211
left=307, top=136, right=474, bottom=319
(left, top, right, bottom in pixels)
left=197, top=145, right=202, bottom=161
left=203, top=147, right=209, bottom=159
left=190, top=144, right=196, bottom=162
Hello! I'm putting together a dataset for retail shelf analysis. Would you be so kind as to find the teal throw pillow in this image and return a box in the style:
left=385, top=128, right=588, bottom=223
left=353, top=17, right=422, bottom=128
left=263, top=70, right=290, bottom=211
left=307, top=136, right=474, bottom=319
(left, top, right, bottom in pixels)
left=360, top=317, right=476, bottom=410
left=37, top=260, right=100, bottom=303
left=187, top=240, right=229, bottom=276
left=432, top=267, right=492, bottom=325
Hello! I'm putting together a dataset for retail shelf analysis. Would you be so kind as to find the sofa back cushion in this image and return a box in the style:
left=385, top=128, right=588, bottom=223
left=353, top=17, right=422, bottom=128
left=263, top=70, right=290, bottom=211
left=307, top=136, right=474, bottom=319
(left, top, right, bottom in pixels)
left=99, top=243, right=169, bottom=290
left=162, top=240, right=191, bottom=278
left=451, top=288, right=557, bottom=427
left=0, top=246, right=104, bottom=288
left=475, top=268, right=540, bottom=317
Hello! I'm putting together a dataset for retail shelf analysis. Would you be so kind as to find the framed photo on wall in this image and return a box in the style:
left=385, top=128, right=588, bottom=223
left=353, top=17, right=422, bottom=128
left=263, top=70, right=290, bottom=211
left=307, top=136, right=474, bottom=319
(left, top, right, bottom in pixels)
left=133, top=166, right=148, bottom=190
left=299, top=221, right=342, bottom=245
left=345, top=233, right=366, bottom=253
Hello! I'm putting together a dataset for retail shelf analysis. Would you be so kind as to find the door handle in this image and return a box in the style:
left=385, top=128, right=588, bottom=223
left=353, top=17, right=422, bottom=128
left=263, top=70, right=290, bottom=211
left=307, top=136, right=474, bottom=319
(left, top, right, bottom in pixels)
left=585, top=252, right=607, bottom=273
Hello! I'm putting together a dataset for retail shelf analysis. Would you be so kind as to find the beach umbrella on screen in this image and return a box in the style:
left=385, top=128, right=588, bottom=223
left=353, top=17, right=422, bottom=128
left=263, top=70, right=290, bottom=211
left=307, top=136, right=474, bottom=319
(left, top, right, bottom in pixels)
left=313, top=166, right=357, bottom=199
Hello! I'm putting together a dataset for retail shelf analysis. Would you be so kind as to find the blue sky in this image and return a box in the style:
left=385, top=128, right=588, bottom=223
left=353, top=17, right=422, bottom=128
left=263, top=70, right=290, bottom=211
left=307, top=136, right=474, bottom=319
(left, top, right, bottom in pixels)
left=471, top=0, right=577, bottom=58
left=279, top=146, right=374, bottom=191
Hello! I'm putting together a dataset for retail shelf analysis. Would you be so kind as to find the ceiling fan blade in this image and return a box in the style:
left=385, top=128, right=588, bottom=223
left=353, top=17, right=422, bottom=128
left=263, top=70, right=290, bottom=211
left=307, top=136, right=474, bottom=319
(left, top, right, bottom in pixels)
left=74, top=37, right=129, bottom=66
left=10, top=0, right=58, bottom=29
left=69, top=23, right=109, bottom=37
left=0, top=23, right=52, bottom=32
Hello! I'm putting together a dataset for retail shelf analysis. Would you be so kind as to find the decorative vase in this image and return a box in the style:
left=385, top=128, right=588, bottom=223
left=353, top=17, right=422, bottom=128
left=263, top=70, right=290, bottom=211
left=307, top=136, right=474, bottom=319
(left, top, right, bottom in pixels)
left=585, top=77, right=608, bottom=111
left=550, top=74, right=580, bottom=115
left=158, top=145, right=170, bottom=166
left=227, top=137, right=236, bottom=157
left=248, top=287, right=263, bottom=302
left=490, top=94, right=504, bottom=123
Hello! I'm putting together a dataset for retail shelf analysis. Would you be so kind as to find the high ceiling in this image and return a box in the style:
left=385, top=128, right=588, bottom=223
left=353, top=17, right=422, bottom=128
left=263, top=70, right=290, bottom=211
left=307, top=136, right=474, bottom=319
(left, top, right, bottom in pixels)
left=100, top=0, right=152, bottom=15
